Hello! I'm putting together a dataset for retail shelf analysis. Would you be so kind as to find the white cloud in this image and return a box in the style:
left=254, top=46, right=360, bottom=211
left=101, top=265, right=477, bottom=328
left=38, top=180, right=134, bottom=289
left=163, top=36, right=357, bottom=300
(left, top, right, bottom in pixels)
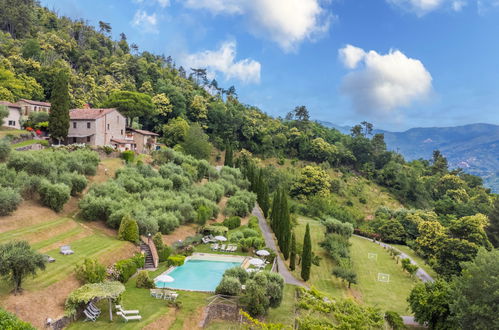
left=183, top=41, right=261, bottom=84
left=182, top=0, right=331, bottom=52
left=339, top=45, right=433, bottom=117
left=131, top=10, right=158, bottom=33
left=339, top=45, right=366, bottom=69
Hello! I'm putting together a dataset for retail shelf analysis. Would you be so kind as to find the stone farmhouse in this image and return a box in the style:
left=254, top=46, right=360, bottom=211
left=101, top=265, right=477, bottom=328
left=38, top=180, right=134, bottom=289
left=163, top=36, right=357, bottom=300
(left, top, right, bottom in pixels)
left=1, top=99, right=52, bottom=129
left=0, top=101, right=22, bottom=129
left=125, top=128, right=159, bottom=153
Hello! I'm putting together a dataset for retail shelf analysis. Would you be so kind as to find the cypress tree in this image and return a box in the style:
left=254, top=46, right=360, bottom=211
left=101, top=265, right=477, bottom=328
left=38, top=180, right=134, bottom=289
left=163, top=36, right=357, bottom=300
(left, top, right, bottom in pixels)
left=270, top=190, right=281, bottom=232
left=224, top=143, right=233, bottom=167
left=486, top=198, right=499, bottom=248
left=281, top=190, right=291, bottom=260
left=290, top=232, right=296, bottom=270
left=260, top=178, right=270, bottom=218
left=301, top=223, right=312, bottom=281
left=49, top=70, right=70, bottom=144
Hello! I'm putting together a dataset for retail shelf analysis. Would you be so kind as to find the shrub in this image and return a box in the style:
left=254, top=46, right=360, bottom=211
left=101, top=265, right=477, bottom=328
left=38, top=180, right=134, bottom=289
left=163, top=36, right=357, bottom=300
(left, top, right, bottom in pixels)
left=131, top=252, right=145, bottom=269
left=202, top=225, right=228, bottom=236
left=118, top=215, right=140, bottom=243
left=0, top=307, right=35, bottom=330
left=158, top=246, right=172, bottom=262
left=152, top=232, right=164, bottom=251
left=223, top=266, right=249, bottom=284
left=196, top=205, right=211, bottom=225
left=321, top=218, right=354, bottom=238
left=0, top=187, right=22, bottom=216
left=242, top=228, right=259, bottom=238
left=248, top=216, right=259, bottom=229
left=0, top=139, right=11, bottom=162
left=228, top=231, right=244, bottom=243
left=385, top=311, right=406, bottom=330
left=167, top=255, right=186, bottom=266
left=115, top=258, right=138, bottom=283
left=136, top=270, right=155, bottom=289
left=121, top=150, right=135, bottom=163
left=223, top=216, right=241, bottom=229
left=75, top=258, right=106, bottom=284
left=38, top=180, right=70, bottom=212
left=60, top=172, right=88, bottom=196
left=215, top=276, right=241, bottom=296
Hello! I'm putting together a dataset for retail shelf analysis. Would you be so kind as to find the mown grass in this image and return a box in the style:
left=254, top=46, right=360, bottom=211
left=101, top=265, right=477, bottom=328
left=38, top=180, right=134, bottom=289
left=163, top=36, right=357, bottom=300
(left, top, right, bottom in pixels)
left=0, top=128, right=26, bottom=138
left=392, top=244, right=438, bottom=279
left=0, top=217, right=69, bottom=244
left=290, top=217, right=417, bottom=315
left=266, top=284, right=297, bottom=326
left=10, top=139, right=44, bottom=148
left=68, top=264, right=210, bottom=330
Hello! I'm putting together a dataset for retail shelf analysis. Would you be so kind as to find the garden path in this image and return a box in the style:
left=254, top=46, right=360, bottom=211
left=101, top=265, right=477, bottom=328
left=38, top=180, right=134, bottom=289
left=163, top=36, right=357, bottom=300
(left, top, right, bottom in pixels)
left=252, top=204, right=308, bottom=288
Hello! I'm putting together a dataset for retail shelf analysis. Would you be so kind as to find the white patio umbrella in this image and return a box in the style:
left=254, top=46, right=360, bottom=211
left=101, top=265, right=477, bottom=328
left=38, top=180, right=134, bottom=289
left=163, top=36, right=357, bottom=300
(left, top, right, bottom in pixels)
left=156, top=274, right=174, bottom=283
left=214, top=236, right=227, bottom=241
left=256, top=250, right=270, bottom=257
left=249, top=258, right=265, bottom=266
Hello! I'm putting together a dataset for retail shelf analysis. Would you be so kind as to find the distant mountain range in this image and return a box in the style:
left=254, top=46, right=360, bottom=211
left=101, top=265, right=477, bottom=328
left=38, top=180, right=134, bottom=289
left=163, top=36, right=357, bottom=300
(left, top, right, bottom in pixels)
left=318, top=121, right=499, bottom=193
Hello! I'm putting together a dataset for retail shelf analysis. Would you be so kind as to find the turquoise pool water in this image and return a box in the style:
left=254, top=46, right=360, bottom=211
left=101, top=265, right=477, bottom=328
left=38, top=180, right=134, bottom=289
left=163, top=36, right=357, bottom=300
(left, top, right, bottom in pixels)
left=155, top=259, right=242, bottom=292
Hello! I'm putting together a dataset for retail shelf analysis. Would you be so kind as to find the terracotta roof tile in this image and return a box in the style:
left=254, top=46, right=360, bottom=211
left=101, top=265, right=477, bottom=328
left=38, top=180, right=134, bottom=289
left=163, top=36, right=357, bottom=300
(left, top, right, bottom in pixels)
left=127, top=128, right=159, bottom=136
left=0, top=101, right=21, bottom=109
left=18, top=99, right=51, bottom=107
left=69, top=108, right=118, bottom=120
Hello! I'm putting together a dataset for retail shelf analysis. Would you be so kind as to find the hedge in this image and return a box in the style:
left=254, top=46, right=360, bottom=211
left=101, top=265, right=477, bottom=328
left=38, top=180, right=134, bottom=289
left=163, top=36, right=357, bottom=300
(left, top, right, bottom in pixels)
left=167, top=255, right=186, bottom=266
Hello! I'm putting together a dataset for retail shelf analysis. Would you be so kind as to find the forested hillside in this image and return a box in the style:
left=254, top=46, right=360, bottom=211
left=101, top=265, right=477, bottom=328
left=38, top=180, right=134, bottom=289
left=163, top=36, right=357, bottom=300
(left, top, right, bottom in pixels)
left=0, top=0, right=499, bottom=328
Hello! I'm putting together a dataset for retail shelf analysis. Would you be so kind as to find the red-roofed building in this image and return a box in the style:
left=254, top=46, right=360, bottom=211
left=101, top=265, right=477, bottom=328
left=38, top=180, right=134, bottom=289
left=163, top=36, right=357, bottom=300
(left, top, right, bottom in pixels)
left=66, top=108, right=129, bottom=149
left=125, top=127, right=159, bottom=153
left=16, top=99, right=51, bottom=116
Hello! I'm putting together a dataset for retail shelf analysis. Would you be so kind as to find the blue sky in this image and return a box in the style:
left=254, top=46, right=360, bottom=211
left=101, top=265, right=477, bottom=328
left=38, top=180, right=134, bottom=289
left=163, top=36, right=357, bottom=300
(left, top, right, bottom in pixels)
left=40, top=0, right=499, bottom=131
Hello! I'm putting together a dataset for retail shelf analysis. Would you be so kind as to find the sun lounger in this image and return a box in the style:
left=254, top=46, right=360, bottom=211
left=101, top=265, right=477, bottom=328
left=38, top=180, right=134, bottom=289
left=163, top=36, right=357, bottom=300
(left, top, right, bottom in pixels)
left=229, top=245, right=237, bottom=252
left=60, top=245, right=74, bottom=255
left=115, top=305, right=139, bottom=315
left=83, top=309, right=98, bottom=322
left=220, top=244, right=226, bottom=252
left=116, top=311, right=142, bottom=322
left=163, top=291, right=179, bottom=301
left=211, top=243, right=219, bottom=251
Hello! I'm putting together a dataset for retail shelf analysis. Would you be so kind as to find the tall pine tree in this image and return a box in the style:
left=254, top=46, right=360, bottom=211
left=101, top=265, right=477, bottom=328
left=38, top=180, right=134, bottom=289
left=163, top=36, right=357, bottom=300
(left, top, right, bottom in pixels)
left=49, top=70, right=70, bottom=143
left=301, top=223, right=312, bottom=281
left=290, top=232, right=296, bottom=270
left=224, top=143, right=233, bottom=167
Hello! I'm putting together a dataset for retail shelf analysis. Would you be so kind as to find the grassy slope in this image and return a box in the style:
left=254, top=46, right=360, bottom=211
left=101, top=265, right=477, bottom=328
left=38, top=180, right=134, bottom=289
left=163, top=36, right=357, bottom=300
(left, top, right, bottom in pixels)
left=290, top=217, right=417, bottom=315
left=68, top=264, right=210, bottom=330
left=0, top=128, right=26, bottom=138
left=10, top=139, right=42, bottom=148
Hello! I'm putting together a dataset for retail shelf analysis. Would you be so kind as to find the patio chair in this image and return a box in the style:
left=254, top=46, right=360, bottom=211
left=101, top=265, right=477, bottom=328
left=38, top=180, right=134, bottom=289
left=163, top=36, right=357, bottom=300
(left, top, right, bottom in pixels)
left=87, top=302, right=101, bottom=316
left=150, top=289, right=163, bottom=299
left=230, top=245, right=237, bottom=252
left=211, top=243, right=219, bottom=251
left=220, top=244, right=226, bottom=252
left=83, top=309, right=98, bottom=322
left=116, top=312, right=142, bottom=322
left=60, top=245, right=74, bottom=255
left=163, top=290, right=179, bottom=301
left=202, top=236, right=211, bottom=244
left=115, top=305, right=140, bottom=315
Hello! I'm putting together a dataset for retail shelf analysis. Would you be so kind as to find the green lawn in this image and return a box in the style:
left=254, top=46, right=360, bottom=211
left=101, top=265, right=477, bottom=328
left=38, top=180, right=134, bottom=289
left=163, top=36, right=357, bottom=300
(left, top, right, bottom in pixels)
left=68, top=264, right=210, bottom=330
left=10, top=139, right=44, bottom=148
left=0, top=128, right=26, bottom=138
left=0, top=217, right=130, bottom=295
left=266, top=284, right=296, bottom=326
left=290, top=217, right=417, bottom=315
left=392, top=244, right=438, bottom=279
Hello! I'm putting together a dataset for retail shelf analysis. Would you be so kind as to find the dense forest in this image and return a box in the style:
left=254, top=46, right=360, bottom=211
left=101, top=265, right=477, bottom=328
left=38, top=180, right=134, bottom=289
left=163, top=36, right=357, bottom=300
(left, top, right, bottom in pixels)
left=1, top=1, right=498, bottom=328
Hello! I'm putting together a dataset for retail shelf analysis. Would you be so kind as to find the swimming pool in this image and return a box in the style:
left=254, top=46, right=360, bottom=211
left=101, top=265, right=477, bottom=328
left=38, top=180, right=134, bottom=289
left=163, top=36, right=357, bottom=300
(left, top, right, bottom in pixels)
left=155, top=256, right=244, bottom=292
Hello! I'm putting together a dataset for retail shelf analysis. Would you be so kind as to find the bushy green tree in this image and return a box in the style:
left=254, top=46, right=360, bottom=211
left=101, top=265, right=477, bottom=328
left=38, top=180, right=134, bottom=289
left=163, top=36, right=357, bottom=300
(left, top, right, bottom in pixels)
left=301, top=223, right=312, bottom=281
left=75, top=258, right=106, bottom=284
left=0, top=187, right=22, bottom=216
left=408, top=280, right=454, bottom=330
left=48, top=69, right=70, bottom=143
left=136, top=270, right=154, bottom=288
left=450, top=249, right=499, bottom=329
left=224, top=143, right=233, bottom=167
left=486, top=198, right=499, bottom=247
left=332, top=267, right=357, bottom=288
left=0, top=307, right=35, bottom=330
left=0, top=241, right=46, bottom=293
left=118, top=215, right=140, bottom=243
left=215, top=276, right=241, bottom=296
left=102, top=91, right=153, bottom=126
left=180, top=124, right=212, bottom=160
left=38, top=181, right=70, bottom=212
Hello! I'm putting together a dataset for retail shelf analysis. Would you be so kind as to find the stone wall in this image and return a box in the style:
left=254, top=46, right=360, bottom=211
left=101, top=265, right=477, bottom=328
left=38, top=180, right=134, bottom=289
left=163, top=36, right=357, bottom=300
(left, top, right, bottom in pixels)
left=201, top=303, right=241, bottom=328
left=15, top=143, right=43, bottom=151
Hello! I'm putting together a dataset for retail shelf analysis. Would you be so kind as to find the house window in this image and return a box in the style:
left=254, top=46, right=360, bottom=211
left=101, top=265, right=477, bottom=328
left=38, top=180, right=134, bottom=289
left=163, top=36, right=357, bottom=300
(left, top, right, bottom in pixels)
left=73, top=122, right=77, bottom=129
left=8, top=120, right=15, bottom=126
left=121, top=129, right=123, bottom=135
left=72, top=137, right=77, bottom=143
left=87, top=122, right=91, bottom=129
left=107, top=124, right=110, bottom=130
left=86, top=136, right=91, bottom=142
